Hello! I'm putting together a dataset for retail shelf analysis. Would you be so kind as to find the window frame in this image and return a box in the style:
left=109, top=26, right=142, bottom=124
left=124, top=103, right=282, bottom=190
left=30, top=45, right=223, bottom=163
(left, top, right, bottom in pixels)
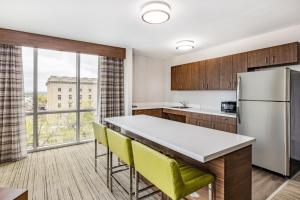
left=26, top=48, right=99, bottom=152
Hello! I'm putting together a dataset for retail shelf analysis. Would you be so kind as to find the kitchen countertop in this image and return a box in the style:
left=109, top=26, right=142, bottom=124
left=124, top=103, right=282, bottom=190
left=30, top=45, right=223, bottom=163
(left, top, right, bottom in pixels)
left=105, top=115, right=254, bottom=163
left=132, top=104, right=236, bottom=118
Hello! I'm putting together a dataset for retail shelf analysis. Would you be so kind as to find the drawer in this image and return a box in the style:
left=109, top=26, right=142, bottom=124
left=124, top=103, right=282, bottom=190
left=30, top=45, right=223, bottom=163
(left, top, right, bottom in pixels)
left=187, top=117, right=212, bottom=129
left=162, top=108, right=187, bottom=116
left=188, top=112, right=212, bottom=121
left=133, top=109, right=163, bottom=118
left=212, top=115, right=236, bottom=125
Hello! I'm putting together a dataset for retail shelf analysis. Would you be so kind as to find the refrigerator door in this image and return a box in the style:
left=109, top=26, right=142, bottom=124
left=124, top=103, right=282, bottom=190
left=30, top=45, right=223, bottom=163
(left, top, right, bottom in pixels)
left=237, top=68, right=290, bottom=101
left=237, top=100, right=289, bottom=175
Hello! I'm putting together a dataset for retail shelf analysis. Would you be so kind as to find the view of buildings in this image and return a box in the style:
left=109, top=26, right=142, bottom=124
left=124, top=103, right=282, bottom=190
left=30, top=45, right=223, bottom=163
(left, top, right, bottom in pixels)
left=25, top=76, right=97, bottom=112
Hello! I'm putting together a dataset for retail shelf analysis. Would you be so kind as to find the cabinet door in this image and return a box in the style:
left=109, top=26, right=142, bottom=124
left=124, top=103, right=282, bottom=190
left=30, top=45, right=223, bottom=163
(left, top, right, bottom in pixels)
left=171, top=66, right=180, bottom=90
left=247, top=48, right=270, bottom=68
left=183, top=64, right=193, bottom=90
left=190, top=61, right=206, bottom=90
left=220, top=56, right=233, bottom=90
left=232, top=53, right=248, bottom=89
left=226, top=124, right=237, bottom=133
left=205, top=58, right=220, bottom=90
left=212, top=122, right=227, bottom=132
left=270, top=43, right=298, bottom=65
left=176, top=65, right=185, bottom=90
left=198, top=120, right=212, bottom=129
left=171, top=64, right=192, bottom=90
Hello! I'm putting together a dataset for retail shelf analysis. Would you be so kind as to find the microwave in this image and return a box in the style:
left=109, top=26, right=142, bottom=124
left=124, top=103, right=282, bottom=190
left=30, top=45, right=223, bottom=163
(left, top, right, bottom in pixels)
left=221, top=101, right=236, bottom=113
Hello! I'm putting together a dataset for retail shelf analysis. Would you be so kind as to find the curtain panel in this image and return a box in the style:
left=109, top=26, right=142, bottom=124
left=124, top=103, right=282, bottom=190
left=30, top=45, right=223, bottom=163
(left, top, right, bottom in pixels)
left=0, top=44, right=27, bottom=163
left=98, top=56, right=124, bottom=126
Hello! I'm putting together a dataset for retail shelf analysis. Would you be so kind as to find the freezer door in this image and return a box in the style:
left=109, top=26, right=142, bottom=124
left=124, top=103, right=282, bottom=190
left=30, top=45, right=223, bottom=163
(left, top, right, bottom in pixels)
left=237, top=68, right=290, bottom=101
left=237, top=101, right=289, bottom=175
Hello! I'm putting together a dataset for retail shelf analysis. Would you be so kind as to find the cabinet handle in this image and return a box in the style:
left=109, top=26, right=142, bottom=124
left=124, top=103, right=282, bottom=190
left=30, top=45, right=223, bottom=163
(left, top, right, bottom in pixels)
left=272, top=56, right=275, bottom=63
left=206, top=84, right=209, bottom=89
left=265, top=57, right=268, bottom=63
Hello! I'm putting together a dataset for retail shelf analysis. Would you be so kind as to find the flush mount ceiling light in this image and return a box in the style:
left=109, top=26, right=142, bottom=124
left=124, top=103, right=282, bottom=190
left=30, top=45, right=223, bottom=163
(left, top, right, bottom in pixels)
left=141, top=1, right=171, bottom=24
left=176, top=40, right=195, bottom=50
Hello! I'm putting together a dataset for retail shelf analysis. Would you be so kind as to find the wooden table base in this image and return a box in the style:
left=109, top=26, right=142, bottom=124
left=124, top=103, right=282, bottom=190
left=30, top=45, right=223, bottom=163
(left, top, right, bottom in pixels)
left=121, top=129, right=252, bottom=200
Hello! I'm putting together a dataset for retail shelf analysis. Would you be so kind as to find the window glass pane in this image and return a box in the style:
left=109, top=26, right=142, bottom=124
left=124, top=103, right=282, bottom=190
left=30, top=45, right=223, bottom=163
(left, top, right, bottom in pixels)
left=38, top=49, right=76, bottom=111
left=38, top=113, right=76, bottom=146
left=25, top=115, right=33, bottom=148
left=80, top=111, right=96, bottom=141
left=22, top=47, right=34, bottom=113
left=80, top=54, right=98, bottom=109
left=22, top=47, right=34, bottom=148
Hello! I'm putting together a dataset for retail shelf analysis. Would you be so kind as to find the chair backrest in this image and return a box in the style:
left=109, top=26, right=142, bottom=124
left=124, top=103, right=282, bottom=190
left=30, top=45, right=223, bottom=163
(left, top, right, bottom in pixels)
left=106, top=128, right=134, bottom=166
left=132, top=141, right=184, bottom=200
left=92, top=122, right=108, bottom=147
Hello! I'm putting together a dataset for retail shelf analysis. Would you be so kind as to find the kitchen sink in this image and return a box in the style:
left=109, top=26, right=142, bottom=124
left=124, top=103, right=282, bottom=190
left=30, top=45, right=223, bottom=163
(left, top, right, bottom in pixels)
left=170, top=106, right=190, bottom=109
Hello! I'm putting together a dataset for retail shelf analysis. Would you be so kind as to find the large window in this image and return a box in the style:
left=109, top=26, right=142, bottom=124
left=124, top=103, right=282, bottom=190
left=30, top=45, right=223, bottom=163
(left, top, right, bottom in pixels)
left=22, top=48, right=99, bottom=150
left=80, top=54, right=98, bottom=140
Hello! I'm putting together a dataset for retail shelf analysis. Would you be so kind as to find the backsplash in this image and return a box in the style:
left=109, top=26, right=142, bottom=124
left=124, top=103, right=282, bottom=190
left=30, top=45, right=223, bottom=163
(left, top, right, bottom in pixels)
left=165, top=90, right=236, bottom=111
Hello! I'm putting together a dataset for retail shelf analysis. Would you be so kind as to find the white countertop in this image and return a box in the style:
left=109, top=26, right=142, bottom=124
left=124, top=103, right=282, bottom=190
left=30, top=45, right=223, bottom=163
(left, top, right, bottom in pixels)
left=132, top=105, right=236, bottom=118
left=105, top=115, right=255, bottom=163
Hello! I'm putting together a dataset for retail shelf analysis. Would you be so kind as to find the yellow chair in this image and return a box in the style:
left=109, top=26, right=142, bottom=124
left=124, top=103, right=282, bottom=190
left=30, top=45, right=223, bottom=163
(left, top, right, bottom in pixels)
left=92, top=122, right=109, bottom=187
left=132, top=141, right=215, bottom=200
left=106, top=128, right=134, bottom=199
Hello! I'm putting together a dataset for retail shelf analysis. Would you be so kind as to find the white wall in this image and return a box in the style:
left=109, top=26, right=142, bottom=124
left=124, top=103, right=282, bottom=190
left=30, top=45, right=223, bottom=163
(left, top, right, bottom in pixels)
left=165, top=24, right=300, bottom=110
left=132, top=54, right=167, bottom=103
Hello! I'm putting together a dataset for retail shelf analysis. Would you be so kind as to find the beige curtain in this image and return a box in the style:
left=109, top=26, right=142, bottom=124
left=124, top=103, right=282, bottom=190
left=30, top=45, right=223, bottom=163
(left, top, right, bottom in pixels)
left=0, top=44, right=27, bottom=163
left=98, top=56, right=124, bottom=127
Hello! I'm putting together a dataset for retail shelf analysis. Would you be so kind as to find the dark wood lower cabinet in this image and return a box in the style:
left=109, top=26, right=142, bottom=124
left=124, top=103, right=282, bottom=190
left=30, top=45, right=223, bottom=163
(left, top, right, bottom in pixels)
left=132, top=108, right=163, bottom=118
left=134, top=108, right=237, bottom=134
left=187, top=114, right=236, bottom=134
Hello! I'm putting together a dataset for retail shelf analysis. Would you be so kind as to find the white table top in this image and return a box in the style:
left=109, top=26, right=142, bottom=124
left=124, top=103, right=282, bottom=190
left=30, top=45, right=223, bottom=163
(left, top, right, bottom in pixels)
left=105, top=115, right=255, bottom=163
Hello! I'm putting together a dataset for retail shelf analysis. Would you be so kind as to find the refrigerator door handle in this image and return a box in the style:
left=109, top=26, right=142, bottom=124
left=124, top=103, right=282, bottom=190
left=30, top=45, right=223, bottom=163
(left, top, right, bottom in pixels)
left=237, top=76, right=241, bottom=124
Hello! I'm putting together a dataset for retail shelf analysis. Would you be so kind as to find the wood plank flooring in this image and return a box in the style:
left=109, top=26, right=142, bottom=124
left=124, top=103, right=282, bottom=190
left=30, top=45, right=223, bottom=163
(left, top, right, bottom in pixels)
left=270, top=172, right=300, bottom=200
left=0, top=143, right=293, bottom=200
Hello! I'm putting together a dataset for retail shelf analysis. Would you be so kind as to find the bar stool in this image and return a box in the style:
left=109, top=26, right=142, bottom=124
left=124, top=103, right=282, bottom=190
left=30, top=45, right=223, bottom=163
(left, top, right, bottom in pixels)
left=132, top=141, right=215, bottom=200
left=92, top=122, right=110, bottom=187
left=106, top=128, right=134, bottom=199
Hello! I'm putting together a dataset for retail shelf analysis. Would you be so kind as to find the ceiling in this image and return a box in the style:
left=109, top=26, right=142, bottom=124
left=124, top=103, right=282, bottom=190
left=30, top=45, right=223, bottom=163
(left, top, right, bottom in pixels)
left=1, top=0, right=300, bottom=58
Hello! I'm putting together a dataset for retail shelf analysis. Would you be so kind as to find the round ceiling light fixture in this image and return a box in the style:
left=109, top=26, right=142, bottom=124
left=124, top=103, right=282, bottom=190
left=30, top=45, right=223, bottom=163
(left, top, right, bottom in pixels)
left=141, top=1, right=171, bottom=24
left=176, top=40, right=195, bottom=50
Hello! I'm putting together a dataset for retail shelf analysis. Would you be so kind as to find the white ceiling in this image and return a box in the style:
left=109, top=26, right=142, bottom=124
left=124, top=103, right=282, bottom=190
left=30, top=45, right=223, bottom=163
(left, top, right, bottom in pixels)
left=1, top=0, right=300, bottom=58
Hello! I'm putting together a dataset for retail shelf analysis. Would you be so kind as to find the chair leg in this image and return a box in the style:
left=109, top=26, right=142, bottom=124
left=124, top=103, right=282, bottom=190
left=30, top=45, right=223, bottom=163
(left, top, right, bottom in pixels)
left=129, top=167, right=133, bottom=200
left=110, top=152, right=113, bottom=192
left=106, top=147, right=110, bottom=188
left=208, top=182, right=215, bottom=200
left=94, top=140, right=97, bottom=172
left=135, top=170, right=139, bottom=200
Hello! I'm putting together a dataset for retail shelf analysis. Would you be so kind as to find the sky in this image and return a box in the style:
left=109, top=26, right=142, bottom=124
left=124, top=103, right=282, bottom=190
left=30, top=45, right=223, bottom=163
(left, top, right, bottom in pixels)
left=22, top=47, right=98, bottom=93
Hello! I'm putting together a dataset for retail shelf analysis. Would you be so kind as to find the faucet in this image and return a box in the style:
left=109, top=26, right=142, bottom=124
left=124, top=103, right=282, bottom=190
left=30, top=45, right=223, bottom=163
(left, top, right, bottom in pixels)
left=179, top=101, right=187, bottom=107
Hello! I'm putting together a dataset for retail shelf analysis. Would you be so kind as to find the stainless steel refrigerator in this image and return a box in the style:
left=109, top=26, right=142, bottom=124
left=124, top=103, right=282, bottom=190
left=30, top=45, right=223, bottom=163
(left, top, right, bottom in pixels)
left=237, top=67, right=300, bottom=177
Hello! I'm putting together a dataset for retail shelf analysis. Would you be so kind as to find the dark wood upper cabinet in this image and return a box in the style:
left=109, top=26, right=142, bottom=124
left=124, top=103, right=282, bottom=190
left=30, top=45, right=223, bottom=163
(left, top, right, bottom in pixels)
left=170, top=42, right=299, bottom=91
left=247, top=48, right=270, bottom=68
left=190, top=61, right=206, bottom=90
left=171, top=65, right=180, bottom=90
left=270, top=43, right=298, bottom=65
left=232, top=53, right=248, bottom=89
left=220, top=56, right=233, bottom=90
left=205, top=58, right=220, bottom=90
left=171, top=64, right=192, bottom=90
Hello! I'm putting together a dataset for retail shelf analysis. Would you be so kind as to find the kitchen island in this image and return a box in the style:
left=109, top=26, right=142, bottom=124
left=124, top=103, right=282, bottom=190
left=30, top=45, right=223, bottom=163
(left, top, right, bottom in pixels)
left=105, top=115, right=255, bottom=200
